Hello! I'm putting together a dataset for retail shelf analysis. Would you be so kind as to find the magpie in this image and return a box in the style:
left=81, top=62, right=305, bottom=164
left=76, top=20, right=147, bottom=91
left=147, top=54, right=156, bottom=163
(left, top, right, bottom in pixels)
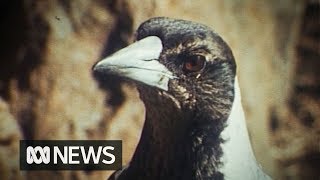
left=93, top=17, right=271, bottom=180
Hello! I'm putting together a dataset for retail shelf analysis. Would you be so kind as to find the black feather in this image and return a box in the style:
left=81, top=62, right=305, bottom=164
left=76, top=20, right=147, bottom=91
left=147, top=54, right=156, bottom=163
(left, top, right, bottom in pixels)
left=100, top=17, right=236, bottom=180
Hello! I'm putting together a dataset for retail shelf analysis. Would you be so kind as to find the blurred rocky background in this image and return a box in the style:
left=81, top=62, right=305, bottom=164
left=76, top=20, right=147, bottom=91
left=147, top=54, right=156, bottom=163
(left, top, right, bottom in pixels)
left=0, top=0, right=319, bottom=179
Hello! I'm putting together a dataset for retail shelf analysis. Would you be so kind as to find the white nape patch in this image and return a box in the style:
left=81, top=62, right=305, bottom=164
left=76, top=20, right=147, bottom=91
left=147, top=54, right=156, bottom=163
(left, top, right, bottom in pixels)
left=220, top=77, right=271, bottom=180
left=95, top=36, right=176, bottom=91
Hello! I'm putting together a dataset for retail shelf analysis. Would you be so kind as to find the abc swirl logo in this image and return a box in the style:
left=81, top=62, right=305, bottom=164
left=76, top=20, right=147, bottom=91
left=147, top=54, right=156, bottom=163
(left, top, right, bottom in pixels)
left=26, top=146, right=50, bottom=164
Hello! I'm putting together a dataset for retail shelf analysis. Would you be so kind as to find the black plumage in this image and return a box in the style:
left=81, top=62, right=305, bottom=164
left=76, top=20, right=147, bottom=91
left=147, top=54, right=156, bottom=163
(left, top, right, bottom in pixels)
left=93, top=17, right=259, bottom=180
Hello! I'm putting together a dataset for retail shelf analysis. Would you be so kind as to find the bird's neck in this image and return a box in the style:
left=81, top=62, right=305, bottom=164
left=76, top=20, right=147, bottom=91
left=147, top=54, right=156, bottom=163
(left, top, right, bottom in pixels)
left=124, top=90, right=225, bottom=179
left=114, top=81, right=270, bottom=180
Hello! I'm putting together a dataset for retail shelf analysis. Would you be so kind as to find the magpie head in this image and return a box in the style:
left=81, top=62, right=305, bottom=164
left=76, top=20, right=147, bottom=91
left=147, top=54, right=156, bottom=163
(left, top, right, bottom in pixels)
left=94, top=17, right=236, bottom=121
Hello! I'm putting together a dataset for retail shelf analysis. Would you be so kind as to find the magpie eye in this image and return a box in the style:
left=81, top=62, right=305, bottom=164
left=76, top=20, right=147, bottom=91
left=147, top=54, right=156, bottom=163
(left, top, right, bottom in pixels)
left=183, top=55, right=206, bottom=73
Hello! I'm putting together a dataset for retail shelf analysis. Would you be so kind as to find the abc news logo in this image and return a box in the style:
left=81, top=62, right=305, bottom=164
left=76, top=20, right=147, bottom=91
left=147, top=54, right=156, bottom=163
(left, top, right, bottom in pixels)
left=20, top=140, right=122, bottom=170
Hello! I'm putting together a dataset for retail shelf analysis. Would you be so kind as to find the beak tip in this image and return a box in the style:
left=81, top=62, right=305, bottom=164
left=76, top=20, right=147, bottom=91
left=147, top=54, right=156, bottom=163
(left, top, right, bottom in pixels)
left=92, top=65, right=97, bottom=72
left=92, top=60, right=105, bottom=73
left=92, top=62, right=106, bottom=79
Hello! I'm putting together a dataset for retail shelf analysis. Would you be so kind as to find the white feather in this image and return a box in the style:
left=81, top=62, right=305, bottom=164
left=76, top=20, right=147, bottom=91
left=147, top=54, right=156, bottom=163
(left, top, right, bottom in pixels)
left=220, top=77, right=272, bottom=180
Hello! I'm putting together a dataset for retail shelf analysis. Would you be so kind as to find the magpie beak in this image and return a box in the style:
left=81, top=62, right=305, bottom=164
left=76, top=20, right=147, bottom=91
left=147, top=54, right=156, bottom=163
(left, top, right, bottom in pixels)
left=93, top=36, right=175, bottom=91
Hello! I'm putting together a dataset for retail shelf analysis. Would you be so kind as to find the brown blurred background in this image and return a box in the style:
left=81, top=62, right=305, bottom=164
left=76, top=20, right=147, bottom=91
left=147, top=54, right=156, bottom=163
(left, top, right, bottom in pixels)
left=0, top=0, right=319, bottom=180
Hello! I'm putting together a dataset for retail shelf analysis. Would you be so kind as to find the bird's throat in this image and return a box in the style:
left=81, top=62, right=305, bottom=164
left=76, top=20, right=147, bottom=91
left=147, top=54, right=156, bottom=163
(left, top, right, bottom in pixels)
left=124, top=91, right=225, bottom=179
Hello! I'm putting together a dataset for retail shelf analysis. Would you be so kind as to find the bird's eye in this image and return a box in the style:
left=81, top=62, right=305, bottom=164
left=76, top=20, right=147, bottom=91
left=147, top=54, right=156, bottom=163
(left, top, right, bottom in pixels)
left=183, top=55, right=206, bottom=73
